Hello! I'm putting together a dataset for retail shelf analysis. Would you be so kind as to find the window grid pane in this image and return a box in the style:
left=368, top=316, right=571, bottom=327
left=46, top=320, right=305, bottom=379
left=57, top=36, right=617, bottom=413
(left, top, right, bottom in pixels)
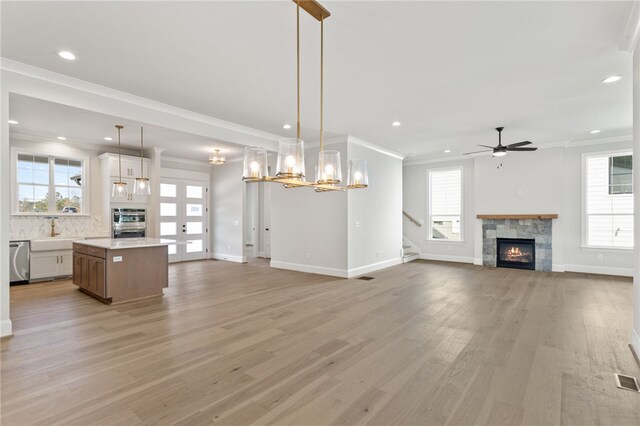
left=586, top=153, right=634, bottom=248
left=429, top=168, right=462, bottom=241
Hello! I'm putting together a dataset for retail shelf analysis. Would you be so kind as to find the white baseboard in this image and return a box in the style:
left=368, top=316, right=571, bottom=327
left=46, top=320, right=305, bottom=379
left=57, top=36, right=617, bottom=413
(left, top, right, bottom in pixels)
left=473, top=257, right=483, bottom=266
left=211, top=253, right=247, bottom=263
left=269, top=261, right=348, bottom=278
left=347, top=257, right=403, bottom=278
left=271, top=258, right=404, bottom=279
left=0, top=319, right=13, bottom=337
left=563, top=264, right=633, bottom=277
left=632, top=329, right=640, bottom=363
left=419, top=253, right=475, bottom=264
left=552, top=264, right=565, bottom=273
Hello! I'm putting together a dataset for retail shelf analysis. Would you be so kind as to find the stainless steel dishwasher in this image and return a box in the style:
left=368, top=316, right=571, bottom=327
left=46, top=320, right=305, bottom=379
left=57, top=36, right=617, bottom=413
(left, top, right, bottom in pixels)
left=10, top=240, right=30, bottom=285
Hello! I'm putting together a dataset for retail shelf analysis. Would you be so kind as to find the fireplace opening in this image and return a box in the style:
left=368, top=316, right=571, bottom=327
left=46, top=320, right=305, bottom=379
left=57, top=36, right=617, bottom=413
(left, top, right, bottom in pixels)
left=496, top=238, right=535, bottom=270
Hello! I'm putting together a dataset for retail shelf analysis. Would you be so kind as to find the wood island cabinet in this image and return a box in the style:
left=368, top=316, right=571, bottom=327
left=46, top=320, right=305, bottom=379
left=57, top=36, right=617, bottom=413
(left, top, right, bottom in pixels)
left=72, top=240, right=168, bottom=304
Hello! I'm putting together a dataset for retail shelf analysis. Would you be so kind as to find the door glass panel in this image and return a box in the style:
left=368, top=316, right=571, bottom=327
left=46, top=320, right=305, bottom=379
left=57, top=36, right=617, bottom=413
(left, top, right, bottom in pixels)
left=160, top=203, right=177, bottom=216
left=186, top=239, right=203, bottom=253
left=168, top=244, right=177, bottom=255
left=160, top=222, right=177, bottom=236
left=160, top=183, right=177, bottom=198
left=186, top=204, right=203, bottom=216
left=186, top=222, right=203, bottom=234
left=186, top=185, right=203, bottom=199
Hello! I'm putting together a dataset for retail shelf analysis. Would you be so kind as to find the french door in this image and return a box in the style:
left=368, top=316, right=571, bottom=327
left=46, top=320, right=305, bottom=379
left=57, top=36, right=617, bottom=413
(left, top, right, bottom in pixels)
left=160, top=178, right=208, bottom=263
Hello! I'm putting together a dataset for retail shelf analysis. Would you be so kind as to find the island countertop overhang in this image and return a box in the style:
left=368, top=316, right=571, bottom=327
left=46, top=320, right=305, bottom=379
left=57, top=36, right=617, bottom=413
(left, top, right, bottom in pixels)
left=73, top=237, right=175, bottom=250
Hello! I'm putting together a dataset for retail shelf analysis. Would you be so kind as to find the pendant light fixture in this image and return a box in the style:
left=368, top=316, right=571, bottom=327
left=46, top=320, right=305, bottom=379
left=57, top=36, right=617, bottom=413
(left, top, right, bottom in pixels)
left=242, top=0, right=368, bottom=192
left=134, top=126, right=151, bottom=196
left=112, top=125, right=127, bottom=198
left=209, top=149, right=226, bottom=165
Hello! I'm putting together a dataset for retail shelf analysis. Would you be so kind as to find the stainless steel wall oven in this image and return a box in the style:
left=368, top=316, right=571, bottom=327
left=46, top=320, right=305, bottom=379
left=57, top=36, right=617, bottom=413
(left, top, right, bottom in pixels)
left=112, top=208, right=146, bottom=238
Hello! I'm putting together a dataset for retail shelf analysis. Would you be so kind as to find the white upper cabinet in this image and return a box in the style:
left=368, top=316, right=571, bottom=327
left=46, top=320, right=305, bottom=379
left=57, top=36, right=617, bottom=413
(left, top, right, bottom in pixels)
left=99, top=153, right=150, bottom=205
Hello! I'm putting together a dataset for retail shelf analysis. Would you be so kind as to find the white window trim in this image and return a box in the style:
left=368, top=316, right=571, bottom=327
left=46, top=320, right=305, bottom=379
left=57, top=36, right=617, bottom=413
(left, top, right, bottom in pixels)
left=11, top=147, right=91, bottom=216
left=581, top=148, right=633, bottom=250
left=427, top=165, right=464, bottom=243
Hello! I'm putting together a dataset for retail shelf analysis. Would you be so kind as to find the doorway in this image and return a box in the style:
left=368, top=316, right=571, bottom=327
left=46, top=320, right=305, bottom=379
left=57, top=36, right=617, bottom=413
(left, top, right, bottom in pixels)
left=159, top=178, right=208, bottom=263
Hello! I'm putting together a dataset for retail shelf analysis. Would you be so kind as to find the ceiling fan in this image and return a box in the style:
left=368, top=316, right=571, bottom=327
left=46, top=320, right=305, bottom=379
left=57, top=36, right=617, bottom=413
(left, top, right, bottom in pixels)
left=463, top=127, right=538, bottom=157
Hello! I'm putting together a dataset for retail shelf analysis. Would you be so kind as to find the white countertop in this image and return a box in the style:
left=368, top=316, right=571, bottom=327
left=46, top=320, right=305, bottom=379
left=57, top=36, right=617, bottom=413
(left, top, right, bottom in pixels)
left=75, top=238, right=176, bottom=250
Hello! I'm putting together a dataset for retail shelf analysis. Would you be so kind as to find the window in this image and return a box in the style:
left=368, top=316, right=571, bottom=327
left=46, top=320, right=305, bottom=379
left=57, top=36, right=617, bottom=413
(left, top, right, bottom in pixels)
left=428, top=167, right=462, bottom=241
left=584, top=151, right=633, bottom=248
left=16, top=154, right=84, bottom=214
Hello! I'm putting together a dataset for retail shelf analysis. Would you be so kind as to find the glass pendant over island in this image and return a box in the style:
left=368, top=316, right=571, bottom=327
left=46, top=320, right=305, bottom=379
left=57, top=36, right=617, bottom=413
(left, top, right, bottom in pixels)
left=241, top=0, right=368, bottom=192
left=112, top=124, right=127, bottom=198
left=133, top=126, right=151, bottom=196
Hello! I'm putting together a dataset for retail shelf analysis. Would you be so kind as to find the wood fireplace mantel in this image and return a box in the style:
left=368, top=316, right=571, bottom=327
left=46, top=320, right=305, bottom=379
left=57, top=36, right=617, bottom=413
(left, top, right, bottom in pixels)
left=476, top=214, right=558, bottom=220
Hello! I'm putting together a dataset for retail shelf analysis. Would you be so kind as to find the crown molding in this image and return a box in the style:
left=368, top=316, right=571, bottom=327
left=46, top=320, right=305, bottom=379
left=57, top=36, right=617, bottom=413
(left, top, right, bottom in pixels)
left=347, top=135, right=405, bottom=160
left=620, top=1, right=640, bottom=53
left=403, top=134, right=632, bottom=167
left=1, top=58, right=281, bottom=149
left=9, top=131, right=140, bottom=156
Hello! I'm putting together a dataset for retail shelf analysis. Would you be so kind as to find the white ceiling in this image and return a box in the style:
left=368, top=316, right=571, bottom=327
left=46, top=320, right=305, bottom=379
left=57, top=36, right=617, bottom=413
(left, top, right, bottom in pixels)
left=1, top=1, right=634, bottom=161
left=9, top=94, right=242, bottom=162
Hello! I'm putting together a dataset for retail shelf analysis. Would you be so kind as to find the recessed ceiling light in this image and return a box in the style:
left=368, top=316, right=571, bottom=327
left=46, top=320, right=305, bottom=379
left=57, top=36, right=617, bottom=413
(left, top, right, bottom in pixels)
left=57, top=136, right=66, bottom=140
left=104, top=137, right=113, bottom=141
left=589, top=130, right=601, bottom=134
left=444, top=150, right=451, bottom=153
left=602, top=75, right=622, bottom=84
left=58, top=50, right=76, bottom=61
left=392, top=121, right=401, bottom=127
left=282, top=124, right=291, bottom=129
left=8, top=120, right=18, bottom=125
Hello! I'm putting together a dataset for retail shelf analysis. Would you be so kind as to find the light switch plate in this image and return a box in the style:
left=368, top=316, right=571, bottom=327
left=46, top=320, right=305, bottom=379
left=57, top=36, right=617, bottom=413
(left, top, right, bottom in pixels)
left=113, top=256, right=123, bottom=262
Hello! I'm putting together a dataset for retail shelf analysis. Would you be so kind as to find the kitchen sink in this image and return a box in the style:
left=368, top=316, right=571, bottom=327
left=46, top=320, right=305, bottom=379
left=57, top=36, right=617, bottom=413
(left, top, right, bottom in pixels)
left=30, top=238, right=79, bottom=252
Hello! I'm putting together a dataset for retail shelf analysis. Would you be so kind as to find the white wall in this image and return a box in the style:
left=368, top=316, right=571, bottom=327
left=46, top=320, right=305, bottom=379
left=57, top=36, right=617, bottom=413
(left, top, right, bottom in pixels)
left=270, top=141, right=349, bottom=276
left=404, top=140, right=634, bottom=276
left=210, top=161, right=245, bottom=263
left=403, top=158, right=475, bottom=263
left=632, top=22, right=640, bottom=358
left=348, top=138, right=404, bottom=273
left=474, top=147, right=566, bottom=269
left=270, top=136, right=404, bottom=278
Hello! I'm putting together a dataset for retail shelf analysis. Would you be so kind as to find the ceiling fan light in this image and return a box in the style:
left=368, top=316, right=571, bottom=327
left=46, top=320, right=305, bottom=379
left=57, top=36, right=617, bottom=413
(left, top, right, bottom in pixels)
left=316, top=150, right=342, bottom=184
left=243, top=146, right=268, bottom=181
left=493, top=150, right=507, bottom=157
left=275, top=138, right=305, bottom=179
left=347, top=159, right=368, bottom=188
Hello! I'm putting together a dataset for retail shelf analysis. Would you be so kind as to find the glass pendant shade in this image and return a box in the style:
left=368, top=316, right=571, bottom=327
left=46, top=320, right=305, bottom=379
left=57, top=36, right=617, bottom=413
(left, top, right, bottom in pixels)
left=347, top=159, right=368, bottom=188
left=316, top=150, right=342, bottom=184
left=112, top=181, right=127, bottom=198
left=134, top=177, right=151, bottom=196
left=243, top=146, right=268, bottom=181
left=276, top=138, right=305, bottom=178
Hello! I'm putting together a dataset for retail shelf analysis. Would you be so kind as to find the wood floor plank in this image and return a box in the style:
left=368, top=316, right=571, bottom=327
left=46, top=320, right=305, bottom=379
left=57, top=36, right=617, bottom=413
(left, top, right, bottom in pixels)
left=1, top=259, right=639, bottom=425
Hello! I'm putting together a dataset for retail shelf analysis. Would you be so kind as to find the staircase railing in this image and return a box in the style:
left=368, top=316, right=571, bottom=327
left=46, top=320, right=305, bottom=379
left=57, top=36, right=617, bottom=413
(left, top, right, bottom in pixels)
left=403, top=211, right=422, bottom=227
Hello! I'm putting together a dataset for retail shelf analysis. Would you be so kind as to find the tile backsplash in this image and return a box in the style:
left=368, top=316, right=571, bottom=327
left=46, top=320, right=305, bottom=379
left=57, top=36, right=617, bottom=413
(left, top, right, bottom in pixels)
left=9, top=216, right=108, bottom=240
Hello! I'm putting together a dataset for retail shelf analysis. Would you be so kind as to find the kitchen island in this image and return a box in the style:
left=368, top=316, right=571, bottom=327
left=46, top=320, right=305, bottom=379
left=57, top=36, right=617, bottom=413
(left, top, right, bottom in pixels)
left=72, top=238, right=171, bottom=304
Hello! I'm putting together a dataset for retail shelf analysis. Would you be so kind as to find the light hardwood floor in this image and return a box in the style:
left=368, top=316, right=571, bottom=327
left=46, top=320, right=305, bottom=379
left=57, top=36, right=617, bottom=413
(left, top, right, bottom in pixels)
left=2, top=259, right=639, bottom=425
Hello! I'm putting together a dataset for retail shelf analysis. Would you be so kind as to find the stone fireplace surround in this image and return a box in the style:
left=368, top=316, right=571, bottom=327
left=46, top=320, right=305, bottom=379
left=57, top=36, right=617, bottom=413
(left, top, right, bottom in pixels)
left=478, top=214, right=557, bottom=272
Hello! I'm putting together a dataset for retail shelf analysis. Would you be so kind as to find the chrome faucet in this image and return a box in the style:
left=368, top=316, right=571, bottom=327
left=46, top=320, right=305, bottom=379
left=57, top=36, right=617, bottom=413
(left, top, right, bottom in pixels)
left=50, top=217, right=60, bottom=237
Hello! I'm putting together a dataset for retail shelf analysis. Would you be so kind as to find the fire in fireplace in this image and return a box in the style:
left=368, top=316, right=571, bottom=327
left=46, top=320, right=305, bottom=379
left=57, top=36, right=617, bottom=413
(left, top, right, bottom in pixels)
left=496, top=238, right=535, bottom=270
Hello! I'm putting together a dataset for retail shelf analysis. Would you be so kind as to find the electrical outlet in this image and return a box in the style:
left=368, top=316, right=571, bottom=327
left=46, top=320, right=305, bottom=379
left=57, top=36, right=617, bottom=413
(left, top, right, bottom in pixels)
left=306, top=252, right=311, bottom=259
left=597, top=253, right=604, bottom=261
left=376, top=251, right=380, bottom=258
left=228, top=245, right=231, bottom=251
left=354, top=221, right=361, bottom=228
